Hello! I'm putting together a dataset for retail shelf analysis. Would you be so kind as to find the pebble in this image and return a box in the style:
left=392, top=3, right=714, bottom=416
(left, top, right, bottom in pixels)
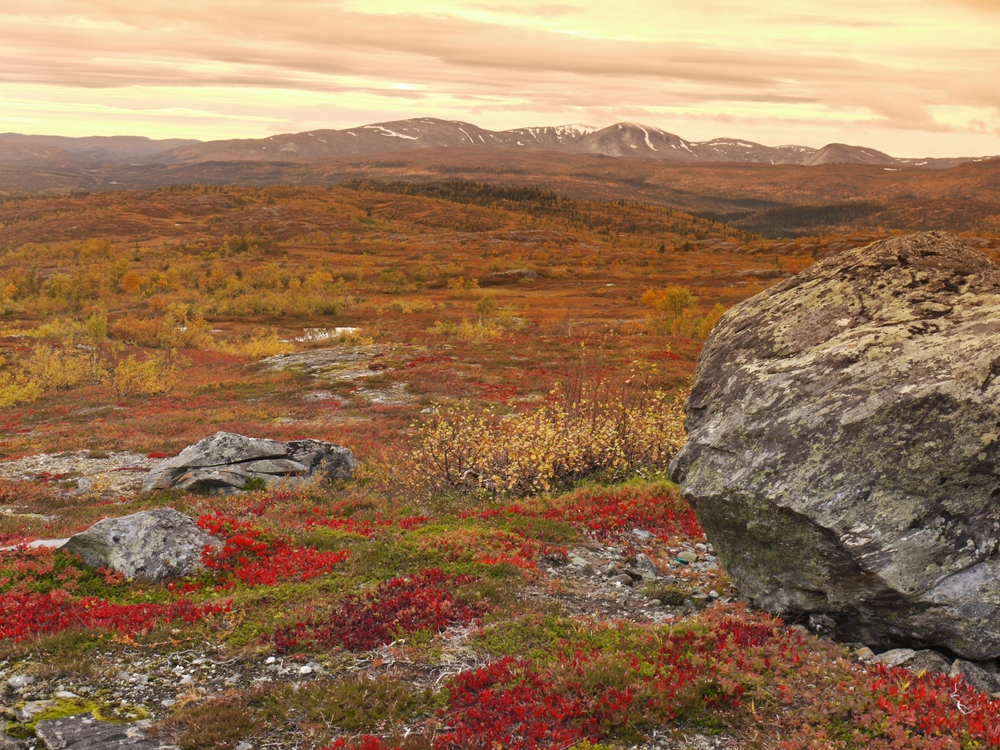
left=299, top=666, right=313, bottom=675
left=7, top=675, right=35, bottom=689
left=265, top=656, right=276, bottom=665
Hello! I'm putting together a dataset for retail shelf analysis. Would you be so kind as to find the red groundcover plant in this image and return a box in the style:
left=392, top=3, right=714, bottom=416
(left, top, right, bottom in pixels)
left=268, top=568, right=486, bottom=653
left=198, top=512, right=350, bottom=588
left=0, top=590, right=229, bottom=642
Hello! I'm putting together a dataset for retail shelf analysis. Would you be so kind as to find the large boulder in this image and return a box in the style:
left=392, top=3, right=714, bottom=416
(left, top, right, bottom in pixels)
left=670, top=232, right=1000, bottom=659
left=142, top=432, right=357, bottom=492
left=63, top=508, right=219, bottom=581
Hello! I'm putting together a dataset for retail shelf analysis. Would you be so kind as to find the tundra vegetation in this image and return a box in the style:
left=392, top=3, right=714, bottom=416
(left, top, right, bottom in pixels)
left=0, top=184, right=998, bottom=748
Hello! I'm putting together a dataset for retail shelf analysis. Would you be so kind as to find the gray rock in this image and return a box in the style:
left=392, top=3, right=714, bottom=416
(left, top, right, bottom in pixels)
left=35, top=712, right=178, bottom=749
left=910, top=650, right=953, bottom=676
left=16, top=699, right=57, bottom=721
left=0, top=732, right=19, bottom=750
left=6, top=674, right=35, bottom=689
left=141, top=432, right=357, bottom=492
left=64, top=508, right=220, bottom=581
left=634, top=553, right=659, bottom=580
left=609, top=574, right=635, bottom=587
left=950, top=659, right=1000, bottom=694
left=669, top=232, right=1000, bottom=659
left=173, top=466, right=253, bottom=491
left=876, top=648, right=917, bottom=668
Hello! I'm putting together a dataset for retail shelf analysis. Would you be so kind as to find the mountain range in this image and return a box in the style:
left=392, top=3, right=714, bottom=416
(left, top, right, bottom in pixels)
left=0, top=119, right=992, bottom=169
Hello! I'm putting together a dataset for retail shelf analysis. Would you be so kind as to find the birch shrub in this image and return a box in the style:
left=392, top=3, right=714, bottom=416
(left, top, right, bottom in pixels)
left=412, top=375, right=688, bottom=497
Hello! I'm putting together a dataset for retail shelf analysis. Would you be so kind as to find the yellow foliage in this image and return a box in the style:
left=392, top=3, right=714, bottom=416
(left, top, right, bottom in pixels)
left=102, top=352, right=178, bottom=398
left=21, top=344, right=90, bottom=391
left=412, top=378, right=688, bottom=497
left=110, top=306, right=211, bottom=349
left=213, top=327, right=293, bottom=360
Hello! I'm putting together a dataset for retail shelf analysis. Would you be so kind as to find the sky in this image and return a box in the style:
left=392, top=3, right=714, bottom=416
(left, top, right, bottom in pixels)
left=2, top=0, right=1000, bottom=157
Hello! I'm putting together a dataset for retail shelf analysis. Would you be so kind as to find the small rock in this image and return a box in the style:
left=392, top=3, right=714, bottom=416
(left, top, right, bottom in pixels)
left=161, top=699, right=175, bottom=708
left=7, top=674, right=35, bottom=689
left=632, top=529, right=653, bottom=541
left=877, top=648, right=917, bottom=668
left=265, top=656, right=276, bottom=665
left=807, top=613, right=838, bottom=637
left=17, top=699, right=57, bottom=722
left=609, top=574, right=634, bottom=587
left=178, top=674, right=193, bottom=685
left=55, top=690, right=79, bottom=699
left=853, top=646, right=878, bottom=664
left=709, top=590, right=719, bottom=598
left=634, top=553, right=658, bottom=580
left=236, top=743, right=254, bottom=750
left=660, top=575, right=676, bottom=586
left=694, top=543, right=708, bottom=553
left=602, top=562, right=619, bottom=576
left=909, top=650, right=953, bottom=676
left=299, top=666, right=313, bottom=675
left=951, top=659, right=1000, bottom=694
left=674, top=551, right=696, bottom=565
left=305, top=662, right=324, bottom=674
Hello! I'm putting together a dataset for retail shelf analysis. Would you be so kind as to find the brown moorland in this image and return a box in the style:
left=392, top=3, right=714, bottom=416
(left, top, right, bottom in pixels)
left=0, top=183, right=998, bottom=749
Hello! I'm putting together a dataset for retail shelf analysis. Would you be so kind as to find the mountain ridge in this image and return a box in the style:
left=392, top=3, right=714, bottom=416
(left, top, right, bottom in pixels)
left=1, top=120, right=994, bottom=169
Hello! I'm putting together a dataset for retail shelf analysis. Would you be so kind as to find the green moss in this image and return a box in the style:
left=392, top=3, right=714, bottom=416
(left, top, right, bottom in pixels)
left=5, top=698, right=149, bottom=739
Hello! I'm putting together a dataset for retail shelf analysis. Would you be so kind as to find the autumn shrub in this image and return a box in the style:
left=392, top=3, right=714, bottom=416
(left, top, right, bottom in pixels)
left=411, top=378, right=687, bottom=496
left=267, top=568, right=485, bottom=653
left=0, top=342, right=92, bottom=407
left=198, top=512, right=350, bottom=588
left=110, top=305, right=212, bottom=349
left=212, top=326, right=293, bottom=359
left=102, top=351, right=180, bottom=398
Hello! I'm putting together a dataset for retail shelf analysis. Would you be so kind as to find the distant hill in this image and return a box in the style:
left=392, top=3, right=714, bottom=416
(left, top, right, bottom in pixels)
left=0, top=134, right=201, bottom=163
left=153, top=118, right=995, bottom=169
left=4, top=119, right=989, bottom=170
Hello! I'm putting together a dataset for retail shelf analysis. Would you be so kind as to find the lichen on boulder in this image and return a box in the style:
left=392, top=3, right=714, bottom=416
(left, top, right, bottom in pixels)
left=63, top=508, right=219, bottom=581
left=670, top=231, right=1000, bottom=659
left=141, top=431, right=357, bottom=493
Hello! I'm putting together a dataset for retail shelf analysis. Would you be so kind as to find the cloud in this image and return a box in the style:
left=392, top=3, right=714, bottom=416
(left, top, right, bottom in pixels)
left=469, top=3, right=584, bottom=17
left=0, top=0, right=998, bottom=156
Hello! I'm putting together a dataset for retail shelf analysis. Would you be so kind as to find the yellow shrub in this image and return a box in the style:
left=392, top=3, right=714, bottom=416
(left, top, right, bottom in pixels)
left=110, top=306, right=212, bottom=349
left=412, top=381, right=688, bottom=497
left=0, top=376, right=41, bottom=408
left=103, top=353, right=178, bottom=398
left=21, top=344, right=90, bottom=391
left=213, top=327, right=293, bottom=360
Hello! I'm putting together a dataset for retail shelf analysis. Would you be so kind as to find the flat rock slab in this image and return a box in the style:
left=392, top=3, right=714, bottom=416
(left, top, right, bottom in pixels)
left=35, top=713, right=178, bottom=749
left=142, top=432, right=357, bottom=492
left=63, top=508, right=219, bottom=581
left=0, top=451, right=157, bottom=496
left=260, top=346, right=383, bottom=378
left=671, top=232, right=1000, bottom=659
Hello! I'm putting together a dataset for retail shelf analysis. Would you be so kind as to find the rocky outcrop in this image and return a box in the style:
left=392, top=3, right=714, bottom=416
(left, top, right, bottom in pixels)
left=141, top=432, right=357, bottom=492
left=670, top=232, right=1000, bottom=659
left=35, top=712, right=178, bottom=749
left=63, top=508, right=219, bottom=581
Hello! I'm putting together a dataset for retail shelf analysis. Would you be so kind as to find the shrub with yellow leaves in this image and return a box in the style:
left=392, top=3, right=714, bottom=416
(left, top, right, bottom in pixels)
left=412, top=372, right=688, bottom=497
